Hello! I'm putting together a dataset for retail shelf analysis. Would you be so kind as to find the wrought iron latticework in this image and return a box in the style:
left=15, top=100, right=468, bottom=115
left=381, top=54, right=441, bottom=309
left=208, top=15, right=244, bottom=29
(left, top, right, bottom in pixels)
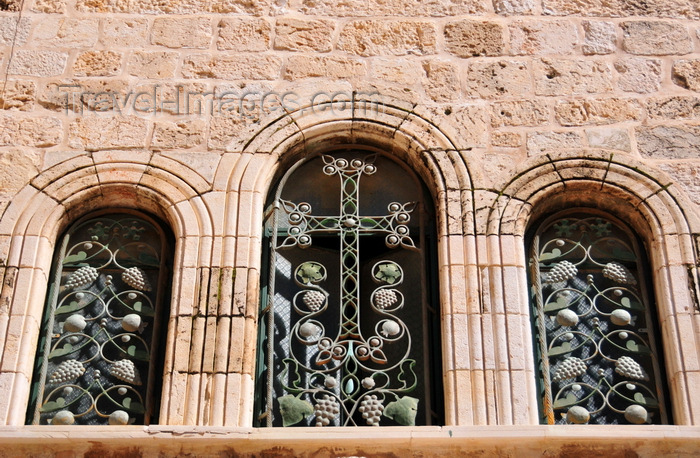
left=256, top=152, right=442, bottom=427
left=530, top=214, right=670, bottom=425
left=28, top=212, right=170, bottom=426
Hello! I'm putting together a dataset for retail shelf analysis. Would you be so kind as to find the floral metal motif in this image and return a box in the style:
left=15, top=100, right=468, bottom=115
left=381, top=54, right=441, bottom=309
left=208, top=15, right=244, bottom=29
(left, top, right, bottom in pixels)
left=29, top=215, right=164, bottom=426
left=263, top=154, right=421, bottom=427
left=531, top=216, right=669, bottom=425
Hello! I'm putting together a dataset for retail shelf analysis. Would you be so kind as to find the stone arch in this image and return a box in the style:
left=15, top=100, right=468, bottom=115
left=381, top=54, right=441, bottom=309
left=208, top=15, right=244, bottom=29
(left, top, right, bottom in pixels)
left=486, top=151, right=700, bottom=425
left=0, top=153, right=216, bottom=426
left=220, top=95, right=479, bottom=426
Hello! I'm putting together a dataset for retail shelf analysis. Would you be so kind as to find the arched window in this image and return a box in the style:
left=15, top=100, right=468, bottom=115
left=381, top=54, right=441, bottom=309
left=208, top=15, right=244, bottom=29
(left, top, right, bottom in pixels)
left=26, top=211, right=172, bottom=426
left=529, top=211, right=671, bottom=425
left=255, top=151, right=442, bottom=427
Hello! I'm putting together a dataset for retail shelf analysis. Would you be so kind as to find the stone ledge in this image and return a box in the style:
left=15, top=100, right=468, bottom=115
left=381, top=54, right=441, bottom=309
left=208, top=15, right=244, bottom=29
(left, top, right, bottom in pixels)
left=0, top=425, right=698, bottom=456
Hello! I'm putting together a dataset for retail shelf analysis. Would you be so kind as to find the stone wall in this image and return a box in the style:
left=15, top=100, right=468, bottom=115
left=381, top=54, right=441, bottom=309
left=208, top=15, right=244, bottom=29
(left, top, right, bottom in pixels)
left=1, top=0, right=700, bottom=454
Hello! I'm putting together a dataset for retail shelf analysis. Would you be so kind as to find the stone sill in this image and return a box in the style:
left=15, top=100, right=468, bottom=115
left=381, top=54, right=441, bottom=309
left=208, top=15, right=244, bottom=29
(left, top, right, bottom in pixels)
left=0, top=425, right=699, bottom=457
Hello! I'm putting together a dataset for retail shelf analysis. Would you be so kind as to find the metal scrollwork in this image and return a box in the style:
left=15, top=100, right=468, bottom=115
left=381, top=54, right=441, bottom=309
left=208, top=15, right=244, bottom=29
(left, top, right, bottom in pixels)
left=30, top=215, right=165, bottom=426
left=532, top=216, right=669, bottom=425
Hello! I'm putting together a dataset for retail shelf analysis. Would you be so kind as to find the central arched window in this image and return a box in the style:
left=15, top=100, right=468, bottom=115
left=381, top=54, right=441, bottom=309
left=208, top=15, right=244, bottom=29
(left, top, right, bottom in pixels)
left=255, top=151, right=442, bottom=427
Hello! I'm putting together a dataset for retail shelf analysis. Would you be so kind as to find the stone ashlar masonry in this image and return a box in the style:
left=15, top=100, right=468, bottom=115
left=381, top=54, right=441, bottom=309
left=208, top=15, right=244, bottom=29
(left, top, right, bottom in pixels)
left=1, top=0, right=700, bottom=455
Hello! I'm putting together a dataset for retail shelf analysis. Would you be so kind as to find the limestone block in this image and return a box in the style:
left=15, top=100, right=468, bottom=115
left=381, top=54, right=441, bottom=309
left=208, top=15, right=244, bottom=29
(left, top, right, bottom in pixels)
left=493, top=0, right=535, bottom=15
left=672, top=60, right=700, bottom=92
left=274, top=17, right=334, bottom=52
left=101, top=18, right=149, bottom=47
left=554, top=98, right=643, bottom=126
left=657, top=162, right=700, bottom=207
left=299, top=0, right=488, bottom=16
left=69, top=116, right=148, bottom=151
left=338, top=20, right=437, bottom=56
left=586, top=128, right=631, bottom=152
left=0, top=80, right=35, bottom=111
left=31, top=0, right=66, bottom=13
left=8, top=51, right=67, bottom=77
left=33, top=18, right=98, bottom=47
left=0, top=17, right=29, bottom=46
left=466, top=60, right=531, bottom=98
left=218, top=18, right=271, bottom=52
left=284, top=55, right=367, bottom=80
left=135, top=82, right=209, bottom=115
left=0, top=0, right=20, bottom=11
left=491, top=131, right=521, bottom=147
left=370, top=58, right=423, bottom=86
left=422, top=59, right=460, bottom=102
left=583, top=21, right=616, bottom=55
left=534, top=58, right=613, bottom=96
left=509, top=20, right=578, bottom=55
left=38, top=78, right=130, bottom=113
left=210, top=0, right=272, bottom=14
left=73, top=51, right=122, bottom=77
left=128, top=52, right=178, bottom=79
left=543, top=0, right=700, bottom=19
left=152, top=120, right=206, bottom=149
left=77, top=0, right=262, bottom=14
left=637, top=125, right=700, bottom=159
left=208, top=115, right=255, bottom=151
left=152, top=17, right=212, bottom=49
left=444, top=20, right=505, bottom=57
left=491, top=100, right=549, bottom=127
left=527, top=131, right=583, bottom=154
left=615, top=57, right=662, bottom=94
left=0, top=115, right=62, bottom=147
left=0, top=149, right=41, bottom=194
left=422, top=104, right=489, bottom=149
left=182, top=54, right=282, bottom=80
left=646, top=96, right=700, bottom=120
left=621, top=21, right=692, bottom=55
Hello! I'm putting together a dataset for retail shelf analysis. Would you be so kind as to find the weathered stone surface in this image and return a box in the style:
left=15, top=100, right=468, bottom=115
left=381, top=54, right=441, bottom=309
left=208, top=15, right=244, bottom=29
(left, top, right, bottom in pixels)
left=33, top=18, right=98, bottom=47
left=38, top=79, right=130, bottom=113
left=466, top=60, right=531, bottom=98
left=509, top=20, right=578, bottom=55
left=621, top=21, right=692, bottom=55
left=543, top=0, right=700, bottom=19
left=8, top=51, right=68, bottom=77
left=0, top=17, right=29, bottom=46
left=299, top=0, right=488, bottom=16
left=647, top=96, right=700, bottom=120
left=284, top=55, right=366, bottom=80
left=0, top=148, right=41, bottom=194
left=208, top=114, right=255, bottom=150
left=183, top=54, right=282, bottom=80
left=491, top=100, right=549, bottom=127
left=152, top=120, right=206, bottom=149
left=101, top=18, right=149, bottom=47
left=672, top=60, right=700, bottom=92
left=31, top=0, right=66, bottom=13
left=0, top=80, right=35, bottom=111
left=423, top=104, right=489, bottom=148
left=444, top=20, right=505, bottom=57
left=583, top=21, right=616, bottom=55
left=492, top=131, right=521, bottom=147
left=0, top=0, right=21, bottom=11
left=152, top=17, right=212, bottom=49
left=69, top=116, right=148, bottom=151
left=586, top=128, right=631, bottom=151
left=73, top=51, right=122, bottom=77
left=494, top=0, right=535, bottom=15
left=274, top=18, right=334, bottom=52
left=128, top=52, right=178, bottom=79
left=218, top=18, right=271, bottom=52
left=615, top=57, right=662, bottom=94
left=338, top=20, right=436, bottom=56
left=658, top=162, right=700, bottom=206
left=422, top=60, right=460, bottom=102
left=637, top=125, right=700, bottom=159
left=76, top=0, right=271, bottom=14
left=534, top=58, right=613, bottom=96
left=369, top=58, right=422, bottom=86
left=0, top=115, right=62, bottom=147
left=554, top=98, right=643, bottom=126
left=527, top=131, right=583, bottom=154
left=139, top=82, right=209, bottom=115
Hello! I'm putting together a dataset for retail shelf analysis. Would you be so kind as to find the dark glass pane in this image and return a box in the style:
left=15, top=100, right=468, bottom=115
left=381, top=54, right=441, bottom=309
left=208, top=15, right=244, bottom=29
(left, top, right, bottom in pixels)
left=27, top=213, right=170, bottom=426
left=530, top=214, right=671, bottom=425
